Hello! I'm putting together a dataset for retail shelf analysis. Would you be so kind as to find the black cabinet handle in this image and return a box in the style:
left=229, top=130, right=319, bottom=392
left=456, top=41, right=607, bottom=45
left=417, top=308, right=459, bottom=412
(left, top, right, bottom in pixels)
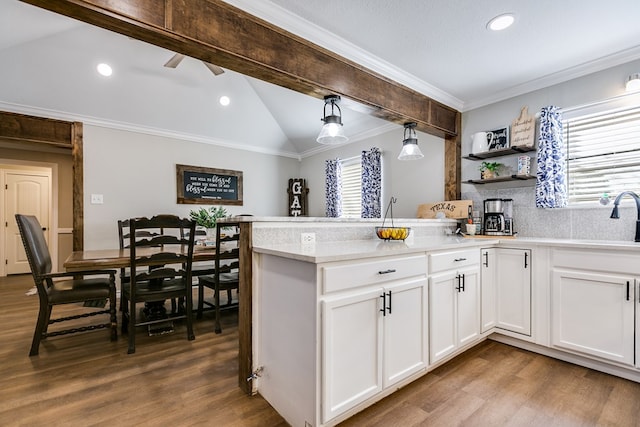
left=378, top=269, right=396, bottom=275
left=387, top=291, right=392, bottom=314
left=455, top=274, right=462, bottom=292
left=380, top=293, right=387, bottom=316
left=454, top=258, right=467, bottom=262
left=627, top=281, right=630, bottom=301
left=524, top=252, right=529, bottom=269
left=461, top=273, right=466, bottom=292
left=483, top=251, right=489, bottom=267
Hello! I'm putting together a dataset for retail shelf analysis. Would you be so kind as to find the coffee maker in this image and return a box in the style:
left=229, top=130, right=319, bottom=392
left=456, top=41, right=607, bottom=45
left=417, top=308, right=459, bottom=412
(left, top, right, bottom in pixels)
left=483, top=198, right=514, bottom=236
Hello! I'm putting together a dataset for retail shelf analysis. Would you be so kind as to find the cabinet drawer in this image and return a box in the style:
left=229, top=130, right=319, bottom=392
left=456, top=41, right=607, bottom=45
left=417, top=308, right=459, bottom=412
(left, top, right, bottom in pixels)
left=429, top=248, right=479, bottom=274
left=552, top=249, right=640, bottom=275
left=322, top=254, right=427, bottom=294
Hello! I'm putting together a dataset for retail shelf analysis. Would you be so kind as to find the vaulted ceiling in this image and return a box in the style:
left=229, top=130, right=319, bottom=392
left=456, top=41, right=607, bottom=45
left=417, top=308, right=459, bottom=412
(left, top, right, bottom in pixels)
left=2, top=0, right=639, bottom=158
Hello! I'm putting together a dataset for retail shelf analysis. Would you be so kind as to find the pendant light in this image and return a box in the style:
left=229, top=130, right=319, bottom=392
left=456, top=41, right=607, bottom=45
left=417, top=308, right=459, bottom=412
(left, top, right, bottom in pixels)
left=626, top=73, right=640, bottom=92
left=398, top=122, right=424, bottom=160
left=317, top=95, right=348, bottom=145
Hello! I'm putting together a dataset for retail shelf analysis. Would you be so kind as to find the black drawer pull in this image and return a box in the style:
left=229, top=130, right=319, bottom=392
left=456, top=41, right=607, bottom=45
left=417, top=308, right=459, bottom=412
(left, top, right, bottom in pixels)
left=454, top=258, right=467, bottom=262
left=378, top=269, right=396, bottom=275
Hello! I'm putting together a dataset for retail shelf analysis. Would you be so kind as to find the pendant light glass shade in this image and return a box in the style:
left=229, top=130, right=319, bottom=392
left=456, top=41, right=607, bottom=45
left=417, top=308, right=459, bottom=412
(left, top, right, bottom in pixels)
left=317, top=95, right=348, bottom=145
left=398, top=122, right=424, bottom=160
left=626, top=73, right=640, bottom=92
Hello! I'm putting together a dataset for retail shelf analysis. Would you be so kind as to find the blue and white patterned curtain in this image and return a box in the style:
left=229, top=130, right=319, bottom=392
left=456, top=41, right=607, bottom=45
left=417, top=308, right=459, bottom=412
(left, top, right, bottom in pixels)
left=536, top=106, right=567, bottom=208
left=325, top=158, right=342, bottom=217
left=361, top=147, right=382, bottom=218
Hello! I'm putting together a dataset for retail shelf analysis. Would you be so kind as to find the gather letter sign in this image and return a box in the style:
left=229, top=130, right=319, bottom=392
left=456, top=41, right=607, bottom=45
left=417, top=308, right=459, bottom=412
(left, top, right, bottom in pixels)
left=288, top=178, right=308, bottom=216
left=176, top=164, right=243, bottom=205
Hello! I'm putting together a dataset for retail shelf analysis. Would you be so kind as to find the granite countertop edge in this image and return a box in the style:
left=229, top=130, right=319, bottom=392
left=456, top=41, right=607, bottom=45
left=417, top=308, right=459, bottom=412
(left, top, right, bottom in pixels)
left=253, top=236, right=640, bottom=264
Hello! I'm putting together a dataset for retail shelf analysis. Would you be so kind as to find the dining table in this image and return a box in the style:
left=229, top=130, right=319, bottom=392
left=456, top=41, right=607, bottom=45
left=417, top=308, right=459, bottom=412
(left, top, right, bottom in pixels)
left=63, top=245, right=217, bottom=271
left=63, top=230, right=254, bottom=396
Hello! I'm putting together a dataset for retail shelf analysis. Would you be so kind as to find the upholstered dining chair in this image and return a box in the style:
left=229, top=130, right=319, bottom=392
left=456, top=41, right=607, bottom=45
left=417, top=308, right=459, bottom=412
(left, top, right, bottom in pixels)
left=197, top=221, right=240, bottom=334
left=15, top=214, right=117, bottom=356
left=120, top=214, right=196, bottom=354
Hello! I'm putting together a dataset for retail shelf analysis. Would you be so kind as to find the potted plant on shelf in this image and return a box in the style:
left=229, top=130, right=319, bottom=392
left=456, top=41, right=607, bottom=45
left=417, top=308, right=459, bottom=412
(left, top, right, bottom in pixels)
left=479, top=161, right=502, bottom=180
left=189, top=206, right=228, bottom=241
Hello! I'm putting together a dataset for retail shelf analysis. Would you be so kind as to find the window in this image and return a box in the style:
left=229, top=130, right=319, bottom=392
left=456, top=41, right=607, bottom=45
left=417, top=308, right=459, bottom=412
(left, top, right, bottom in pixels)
left=564, top=101, right=640, bottom=204
left=339, top=156, right=362, bottom=218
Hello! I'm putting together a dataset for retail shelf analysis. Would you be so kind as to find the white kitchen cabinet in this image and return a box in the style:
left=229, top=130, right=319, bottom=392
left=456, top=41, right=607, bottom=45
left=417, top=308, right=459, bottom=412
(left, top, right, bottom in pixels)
left=428, top=249, right=480, bottom=365
left=481, top=247, right=531, bottom=336
left=551, top=249, right=638, bottom=366
left=480, top=248, right=497, bottom=332
left=256, top=252, right=428, bottom=427
left=322, top=276, right=427, bottom=423
left=552, top=269, right=635, bottom=365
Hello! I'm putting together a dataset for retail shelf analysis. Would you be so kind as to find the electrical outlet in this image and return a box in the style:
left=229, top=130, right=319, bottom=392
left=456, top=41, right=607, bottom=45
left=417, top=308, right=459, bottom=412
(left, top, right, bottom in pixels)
left=301, top=232, right=316, bottom=244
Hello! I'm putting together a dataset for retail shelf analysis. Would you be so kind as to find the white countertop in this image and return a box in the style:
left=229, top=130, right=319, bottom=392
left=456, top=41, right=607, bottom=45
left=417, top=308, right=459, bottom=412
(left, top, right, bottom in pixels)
left=253, top=236, right=496, bottom=263
left=253, top=235, right=640, bottom=264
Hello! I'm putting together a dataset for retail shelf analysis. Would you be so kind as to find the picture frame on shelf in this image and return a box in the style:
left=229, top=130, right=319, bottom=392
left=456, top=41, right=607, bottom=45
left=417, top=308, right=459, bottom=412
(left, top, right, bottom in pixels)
left=487, top=127, right=509, bottom=151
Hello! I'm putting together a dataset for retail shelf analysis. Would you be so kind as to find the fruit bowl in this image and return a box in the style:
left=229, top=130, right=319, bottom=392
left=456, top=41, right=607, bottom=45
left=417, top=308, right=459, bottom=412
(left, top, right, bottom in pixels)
left=375, top=226, right=411, bottom=241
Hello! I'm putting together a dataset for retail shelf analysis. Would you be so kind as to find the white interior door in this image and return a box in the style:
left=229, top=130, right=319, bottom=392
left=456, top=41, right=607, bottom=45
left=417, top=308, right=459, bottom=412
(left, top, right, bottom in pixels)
left=4, top=171, right=51, bottom=274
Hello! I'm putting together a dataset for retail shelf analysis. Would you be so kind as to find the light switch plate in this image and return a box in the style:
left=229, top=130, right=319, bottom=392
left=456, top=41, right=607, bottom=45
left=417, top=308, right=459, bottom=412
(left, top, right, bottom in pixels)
left=90, top=194, right=104, bottom=204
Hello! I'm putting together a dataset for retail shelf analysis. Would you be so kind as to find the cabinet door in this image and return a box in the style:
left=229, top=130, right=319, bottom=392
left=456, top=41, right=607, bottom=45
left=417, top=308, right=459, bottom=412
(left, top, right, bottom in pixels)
left=322, top=288, right=383, bottom=423
left=480, top=248, right=497, bottom=332
left=551, top=269, right=634, bottom=366
left=429, top=271, right=457, bottom=364
left=383, top=277, right=428, bottom=388
left=457, top=266, right=481, bottom=347
left=496, top=248, right=531, bottom=335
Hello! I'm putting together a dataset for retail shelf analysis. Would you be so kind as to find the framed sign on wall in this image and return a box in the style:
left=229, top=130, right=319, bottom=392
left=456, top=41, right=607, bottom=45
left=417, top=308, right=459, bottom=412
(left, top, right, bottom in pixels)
left=487, top=127, right=509, bottom=151
left=176, top=164, right=243, bottom=205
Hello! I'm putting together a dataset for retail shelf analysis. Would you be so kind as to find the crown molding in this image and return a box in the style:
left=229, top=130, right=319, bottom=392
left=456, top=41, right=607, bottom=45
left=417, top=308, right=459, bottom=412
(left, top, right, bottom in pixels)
left=0, top=101, right=302, bottom=160
left=298, top=122, right=398, bottom=159
left=463, top=46, right=640, bottom=112
left=222, top=0, right=464, bottom=111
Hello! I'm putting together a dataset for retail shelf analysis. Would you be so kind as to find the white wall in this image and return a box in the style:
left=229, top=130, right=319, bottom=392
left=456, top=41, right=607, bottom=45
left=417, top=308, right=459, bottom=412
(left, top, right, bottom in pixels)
left=462, top=59, right=640, bottom=241
left=299, top=127, right=445, bottom=218
left=83, top=125, right=300, bottom=249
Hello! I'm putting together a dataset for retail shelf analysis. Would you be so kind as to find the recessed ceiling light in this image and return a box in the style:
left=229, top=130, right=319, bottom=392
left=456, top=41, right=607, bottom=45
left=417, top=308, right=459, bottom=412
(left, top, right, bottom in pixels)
left=219, top=95, right=230, bottom=106
left=487, top=13, right=515, bottom=31
left=96, top=63, right=113, bottom=77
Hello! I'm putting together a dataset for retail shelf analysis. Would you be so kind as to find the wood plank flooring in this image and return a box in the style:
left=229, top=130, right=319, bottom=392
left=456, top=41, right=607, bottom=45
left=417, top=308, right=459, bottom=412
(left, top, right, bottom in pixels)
left=2, top=274, right=640, bottom=426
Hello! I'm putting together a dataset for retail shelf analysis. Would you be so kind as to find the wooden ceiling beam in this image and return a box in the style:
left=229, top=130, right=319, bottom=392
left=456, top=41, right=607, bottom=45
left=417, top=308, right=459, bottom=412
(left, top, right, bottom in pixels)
left=19, top=0, right=459, bottom=139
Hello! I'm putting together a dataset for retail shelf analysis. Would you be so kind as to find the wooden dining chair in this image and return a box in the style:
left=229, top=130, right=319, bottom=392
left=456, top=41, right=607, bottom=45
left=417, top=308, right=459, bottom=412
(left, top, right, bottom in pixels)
left=197, top=221, right=240, bottom=333
left=181, top=226, right=216, bottom=278
left=117, top=218, right=168, bottom=310
left=120, top=215, right=196, bottom=354
left=15, top=214, right=117, bottom=356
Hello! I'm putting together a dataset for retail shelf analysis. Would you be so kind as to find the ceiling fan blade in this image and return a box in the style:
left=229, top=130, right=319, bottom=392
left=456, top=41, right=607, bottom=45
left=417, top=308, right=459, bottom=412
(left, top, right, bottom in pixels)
left=164, top=53, right=185, bottom=68
left=203, top=62, right=225, bottom=76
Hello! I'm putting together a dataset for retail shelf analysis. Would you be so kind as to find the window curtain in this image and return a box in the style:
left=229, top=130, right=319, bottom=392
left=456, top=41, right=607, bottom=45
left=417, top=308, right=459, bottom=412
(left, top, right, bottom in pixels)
left=361, top=147, right=382, bottom=218
left=536, top=106, right=567, bottom=208
left=325, top=158, right=342, bottom=217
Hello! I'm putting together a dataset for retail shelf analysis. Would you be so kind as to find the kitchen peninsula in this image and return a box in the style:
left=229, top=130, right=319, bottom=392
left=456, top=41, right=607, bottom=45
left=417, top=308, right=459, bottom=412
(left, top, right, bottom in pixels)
left=244, top=217, right=640, bottom=427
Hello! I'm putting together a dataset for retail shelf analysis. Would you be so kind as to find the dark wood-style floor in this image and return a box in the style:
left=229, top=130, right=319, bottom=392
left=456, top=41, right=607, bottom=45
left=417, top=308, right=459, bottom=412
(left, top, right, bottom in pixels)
left=2, top=274, right=640, bottom=426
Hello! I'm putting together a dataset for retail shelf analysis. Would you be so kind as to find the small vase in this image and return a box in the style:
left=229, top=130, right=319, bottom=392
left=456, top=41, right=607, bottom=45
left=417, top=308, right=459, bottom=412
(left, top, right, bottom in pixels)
left=482, top=170, right=495, bottom=180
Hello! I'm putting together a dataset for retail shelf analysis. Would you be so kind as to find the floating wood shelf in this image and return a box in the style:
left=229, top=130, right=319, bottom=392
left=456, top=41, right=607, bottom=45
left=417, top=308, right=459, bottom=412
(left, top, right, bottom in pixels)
left=463, top=146, right=536, bottom=160
left=466, top=174, right=536, bottom=184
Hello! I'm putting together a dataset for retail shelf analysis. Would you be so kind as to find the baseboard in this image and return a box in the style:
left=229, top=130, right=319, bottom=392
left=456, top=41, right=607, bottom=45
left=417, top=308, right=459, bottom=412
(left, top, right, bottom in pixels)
left=489, top=333, right=640, bottom=383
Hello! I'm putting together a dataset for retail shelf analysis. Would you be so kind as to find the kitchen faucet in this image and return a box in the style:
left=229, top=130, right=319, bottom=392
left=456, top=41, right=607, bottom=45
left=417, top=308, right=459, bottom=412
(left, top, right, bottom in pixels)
left=609, top=191, right=640, bottom=242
